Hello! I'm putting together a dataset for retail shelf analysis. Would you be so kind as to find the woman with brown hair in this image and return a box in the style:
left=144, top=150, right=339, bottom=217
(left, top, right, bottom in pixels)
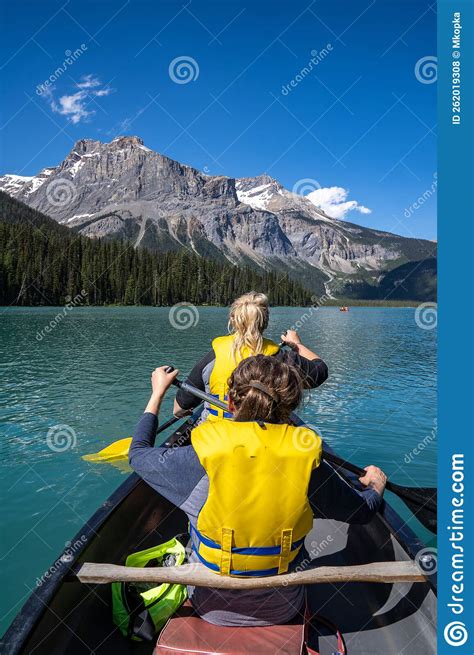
left=130, top=356, right=386, bottom=627
left=173, top=291, right=328, bottom=421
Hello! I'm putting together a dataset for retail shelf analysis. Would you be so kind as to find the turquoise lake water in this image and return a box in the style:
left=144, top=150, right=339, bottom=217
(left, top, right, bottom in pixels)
left=0, top=306, right=437, bottom=633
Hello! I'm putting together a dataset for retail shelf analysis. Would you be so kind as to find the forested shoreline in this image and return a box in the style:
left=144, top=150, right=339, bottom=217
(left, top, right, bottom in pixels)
left=0, top=192, right=431, bottom=308
left=0, top=191, right=313, bottom=307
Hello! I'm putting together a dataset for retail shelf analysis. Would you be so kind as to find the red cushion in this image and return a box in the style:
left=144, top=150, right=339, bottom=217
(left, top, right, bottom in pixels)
left=154, top=603, right=305, bottom=655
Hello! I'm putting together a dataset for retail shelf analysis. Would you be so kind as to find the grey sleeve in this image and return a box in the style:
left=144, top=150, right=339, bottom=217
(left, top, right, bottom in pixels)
left=129, top=412, right=206, bottom=508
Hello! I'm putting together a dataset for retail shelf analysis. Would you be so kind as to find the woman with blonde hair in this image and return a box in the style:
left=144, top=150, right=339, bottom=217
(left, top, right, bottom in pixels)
left=173, top=291, right=328, bottom=420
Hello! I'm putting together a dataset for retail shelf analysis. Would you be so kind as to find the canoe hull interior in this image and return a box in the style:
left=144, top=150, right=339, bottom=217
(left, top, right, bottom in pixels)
left=2, top=450, right=436, bottom=654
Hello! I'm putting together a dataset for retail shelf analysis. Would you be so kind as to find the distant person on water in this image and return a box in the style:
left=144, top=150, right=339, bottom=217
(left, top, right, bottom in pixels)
left=130, top=357, right=387, bottom=628
left=173, top=291, right=328, bottom=421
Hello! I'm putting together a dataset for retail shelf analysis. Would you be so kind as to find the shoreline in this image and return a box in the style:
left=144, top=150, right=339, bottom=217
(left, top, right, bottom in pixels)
left=1, top=300, right=431, bottom=309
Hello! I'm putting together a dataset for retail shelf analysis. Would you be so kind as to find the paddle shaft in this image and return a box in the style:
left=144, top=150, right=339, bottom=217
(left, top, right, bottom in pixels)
left=172, top=378, right=228, bottom=411
left=157, top=413, right=183, bottom=434
left=169, top=373, right=374, bottom=475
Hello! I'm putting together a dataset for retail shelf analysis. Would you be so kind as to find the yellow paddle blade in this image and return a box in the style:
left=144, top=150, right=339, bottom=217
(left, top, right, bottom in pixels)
left=82, top=437, right=132, bottom=463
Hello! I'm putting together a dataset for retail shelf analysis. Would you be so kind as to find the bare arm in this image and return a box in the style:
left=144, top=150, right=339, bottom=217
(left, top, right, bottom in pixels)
left=144, top=366, right=179, bottom=416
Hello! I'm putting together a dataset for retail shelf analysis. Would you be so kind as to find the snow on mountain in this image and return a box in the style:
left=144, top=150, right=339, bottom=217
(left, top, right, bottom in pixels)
left=0, top=136, right=437, bottom=299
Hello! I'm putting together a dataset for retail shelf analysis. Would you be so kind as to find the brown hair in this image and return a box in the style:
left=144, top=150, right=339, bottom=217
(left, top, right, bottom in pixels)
left=228, top=292, right=270, bottom=361
left=228, top=354, right=303, bottom=423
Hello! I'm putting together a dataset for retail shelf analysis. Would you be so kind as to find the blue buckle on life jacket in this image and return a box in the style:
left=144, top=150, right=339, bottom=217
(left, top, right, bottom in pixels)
left=207, top=394, right=233, bottom=419
left=190, top=523, right=304, bottom=561
left=191, top=544, right=282, bottom=577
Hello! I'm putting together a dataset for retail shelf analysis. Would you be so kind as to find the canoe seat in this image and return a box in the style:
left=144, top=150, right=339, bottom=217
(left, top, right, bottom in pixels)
left=154, top=601, right=305, bottom=654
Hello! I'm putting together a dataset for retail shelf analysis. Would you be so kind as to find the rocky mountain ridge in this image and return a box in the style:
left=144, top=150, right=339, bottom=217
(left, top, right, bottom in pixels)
left=0, top=136, right=436, bottom=299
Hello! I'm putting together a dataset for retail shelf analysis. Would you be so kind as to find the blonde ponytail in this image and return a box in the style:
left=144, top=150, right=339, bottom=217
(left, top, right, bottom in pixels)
left=228, top=292, right=270, bottom=360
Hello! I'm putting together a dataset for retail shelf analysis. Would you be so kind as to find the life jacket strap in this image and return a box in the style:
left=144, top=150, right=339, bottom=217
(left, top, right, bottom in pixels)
left=278, top=528, right=293, bottom=574
left=190, top=523, right=305, bottom=576
left=207, top=394, right=233, bottom=419
left=220, top=528, right=233, bottom=575
left=190, top=523, right=305, bottom=556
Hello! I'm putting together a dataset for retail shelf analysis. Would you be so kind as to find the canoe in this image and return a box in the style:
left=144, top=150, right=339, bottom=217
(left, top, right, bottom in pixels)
left=1, top=413, right=437, bottom=654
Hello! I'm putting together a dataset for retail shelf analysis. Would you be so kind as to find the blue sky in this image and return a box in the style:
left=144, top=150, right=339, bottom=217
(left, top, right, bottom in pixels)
left=0, top=0, right=437, bottom=239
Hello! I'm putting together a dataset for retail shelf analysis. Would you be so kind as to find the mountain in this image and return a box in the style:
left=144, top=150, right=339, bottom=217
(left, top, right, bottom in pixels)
left=0, top=136, right=437, bottom=300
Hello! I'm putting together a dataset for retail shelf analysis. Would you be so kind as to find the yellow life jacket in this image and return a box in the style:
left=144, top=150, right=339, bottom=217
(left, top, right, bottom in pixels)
left=190, top=420, right=322, bottom=577
left=207, top=334, right=280, bottom=420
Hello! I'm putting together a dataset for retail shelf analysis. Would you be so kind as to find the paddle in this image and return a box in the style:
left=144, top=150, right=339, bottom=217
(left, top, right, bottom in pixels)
left=322, top=451, right=437, bottom=534
left=82, top=414, right=182, bottom=463
left=165, top=367, right=437, bottom=534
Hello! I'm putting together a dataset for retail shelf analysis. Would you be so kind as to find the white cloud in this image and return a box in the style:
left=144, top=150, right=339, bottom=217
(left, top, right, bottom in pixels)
left=46, top=75, right=113, bottom=124
left=305, top=186, right=372, bottom=220
left=75, top=74, right=101, bottom=89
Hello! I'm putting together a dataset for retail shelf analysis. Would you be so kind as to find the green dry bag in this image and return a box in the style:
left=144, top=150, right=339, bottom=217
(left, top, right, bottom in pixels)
left=112, top=536, right=187, bottom=642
